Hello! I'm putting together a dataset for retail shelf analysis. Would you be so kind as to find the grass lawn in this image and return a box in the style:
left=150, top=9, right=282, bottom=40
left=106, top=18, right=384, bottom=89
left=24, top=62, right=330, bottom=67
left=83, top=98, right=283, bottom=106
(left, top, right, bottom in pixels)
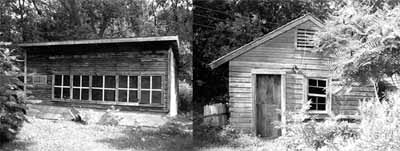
left=0, top=116, right=192, bottom=151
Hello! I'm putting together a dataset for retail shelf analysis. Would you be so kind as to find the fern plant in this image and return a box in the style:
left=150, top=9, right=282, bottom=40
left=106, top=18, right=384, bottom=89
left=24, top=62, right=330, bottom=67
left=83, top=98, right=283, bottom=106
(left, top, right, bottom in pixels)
left=315, top=1, right=400, bottom=89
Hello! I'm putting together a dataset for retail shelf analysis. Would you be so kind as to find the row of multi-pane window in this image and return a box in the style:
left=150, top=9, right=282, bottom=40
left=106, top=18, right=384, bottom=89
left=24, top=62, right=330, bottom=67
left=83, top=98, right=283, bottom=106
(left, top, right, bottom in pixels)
left=53, top=75, right=162, bottom=105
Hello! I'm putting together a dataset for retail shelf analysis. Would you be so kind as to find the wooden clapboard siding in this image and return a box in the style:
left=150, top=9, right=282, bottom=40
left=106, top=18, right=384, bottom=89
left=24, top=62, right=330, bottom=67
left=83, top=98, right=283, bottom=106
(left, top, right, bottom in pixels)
left=228, top=20, right=375, bottom=129
left=26, top=42, right=171, bottom=112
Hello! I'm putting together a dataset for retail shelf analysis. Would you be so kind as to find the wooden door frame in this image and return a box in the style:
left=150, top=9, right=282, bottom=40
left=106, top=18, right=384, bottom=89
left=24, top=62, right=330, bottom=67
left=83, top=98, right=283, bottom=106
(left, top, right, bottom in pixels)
left=251, top=69, right=286, bottom=136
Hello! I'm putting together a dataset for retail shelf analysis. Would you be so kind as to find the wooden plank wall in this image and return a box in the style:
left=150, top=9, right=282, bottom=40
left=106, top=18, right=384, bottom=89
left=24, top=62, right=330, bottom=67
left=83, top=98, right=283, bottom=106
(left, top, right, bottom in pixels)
left=228, top=20, right=374, bottom=130
left=26, top=43, right=170, bottom=112
left=331, top=83, right=375, bottom=115
left=203, top=103, right=228, bottom=126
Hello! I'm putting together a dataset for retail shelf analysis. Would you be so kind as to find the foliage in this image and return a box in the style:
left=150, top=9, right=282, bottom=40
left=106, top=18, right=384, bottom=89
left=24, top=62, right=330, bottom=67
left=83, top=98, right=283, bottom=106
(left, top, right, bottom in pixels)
left=275, top=101, right=359, bottom=150
left=0, top=46, right=26, bottom=143
left=178, top=80, right=192, bottom=113
left=315, top=0, right=400, bottom=86
left=194, top=124, right=231, bottom=147
left=352, top=92, right=400, bottom=151
left=97, top=106, right=123, bottom=126
left=275, top=91, right=400, bottom=151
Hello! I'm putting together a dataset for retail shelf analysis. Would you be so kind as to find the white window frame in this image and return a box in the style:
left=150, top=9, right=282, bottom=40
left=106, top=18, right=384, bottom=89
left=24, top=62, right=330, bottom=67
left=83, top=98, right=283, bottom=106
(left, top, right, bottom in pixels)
left=32, top=75, right=47, bottom=85
left=117, top=75, right=139, bottom=104
left=91, top=75, right=117, bottom=102
left=52, top=74, right=164, bottom=106
left=53, top=74, right=71, bottom=100
left=140, top=75, right=163, bottom=104
left=71, top=75, right=90, bottom=100
left=306, top=78, right=329, bottom=114
left=296, top=28, right=316, bottom=50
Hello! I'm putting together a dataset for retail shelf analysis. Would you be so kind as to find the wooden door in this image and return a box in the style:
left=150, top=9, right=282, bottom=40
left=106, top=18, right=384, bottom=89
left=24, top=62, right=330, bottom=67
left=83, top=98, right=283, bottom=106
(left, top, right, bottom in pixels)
left=255, top=74, right=281, bottom=137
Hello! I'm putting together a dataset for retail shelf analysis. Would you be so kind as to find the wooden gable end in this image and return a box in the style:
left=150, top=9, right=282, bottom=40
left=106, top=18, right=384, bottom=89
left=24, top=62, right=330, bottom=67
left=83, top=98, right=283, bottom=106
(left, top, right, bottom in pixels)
left=228, top=20, right=330, bottom=129
left=228, top=20, right=375, bottom=130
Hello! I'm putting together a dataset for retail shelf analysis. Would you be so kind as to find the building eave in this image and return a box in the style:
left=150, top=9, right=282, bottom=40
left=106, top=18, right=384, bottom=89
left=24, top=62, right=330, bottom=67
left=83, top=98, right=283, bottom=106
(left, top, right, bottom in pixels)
left=17, top=36, right=179, bottom=47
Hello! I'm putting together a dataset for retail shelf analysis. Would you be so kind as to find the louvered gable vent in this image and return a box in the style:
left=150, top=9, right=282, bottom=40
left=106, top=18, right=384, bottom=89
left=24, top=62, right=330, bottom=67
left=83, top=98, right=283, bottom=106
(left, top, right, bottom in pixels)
left=296, top=28, right=316, bottom=50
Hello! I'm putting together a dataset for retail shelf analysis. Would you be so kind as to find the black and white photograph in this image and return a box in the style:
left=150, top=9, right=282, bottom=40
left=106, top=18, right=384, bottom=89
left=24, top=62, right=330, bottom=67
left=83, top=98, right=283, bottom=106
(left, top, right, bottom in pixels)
left=0, top=0, right=192, bottom=151
left=193, top=0, right=400, bottom=150
left=1, top=0, right=400, bottom=150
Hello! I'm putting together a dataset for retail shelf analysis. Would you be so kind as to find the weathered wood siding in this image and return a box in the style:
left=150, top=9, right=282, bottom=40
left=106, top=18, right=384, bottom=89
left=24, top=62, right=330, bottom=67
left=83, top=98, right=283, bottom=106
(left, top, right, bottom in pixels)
left=228, top=20, right=374, bottom=130
left=26, top=43, right=171, bottom=112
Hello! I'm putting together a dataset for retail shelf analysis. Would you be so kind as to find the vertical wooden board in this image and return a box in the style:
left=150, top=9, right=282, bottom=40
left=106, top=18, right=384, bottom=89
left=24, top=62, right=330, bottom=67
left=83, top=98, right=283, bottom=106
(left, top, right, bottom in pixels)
left=255, top=74, right=281, bottom=137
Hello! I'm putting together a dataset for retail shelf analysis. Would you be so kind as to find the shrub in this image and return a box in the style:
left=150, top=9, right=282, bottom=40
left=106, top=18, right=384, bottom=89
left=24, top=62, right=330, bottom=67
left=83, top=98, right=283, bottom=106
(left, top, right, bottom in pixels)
left=178, top=80, right=192, bottom=113
left=276, top=91, right=400, bottom=151
left=0, top=46, right=26, bottom=144
left=353, top=92, right=400, bottom=151
left=275, top=101, right=359, bottom=150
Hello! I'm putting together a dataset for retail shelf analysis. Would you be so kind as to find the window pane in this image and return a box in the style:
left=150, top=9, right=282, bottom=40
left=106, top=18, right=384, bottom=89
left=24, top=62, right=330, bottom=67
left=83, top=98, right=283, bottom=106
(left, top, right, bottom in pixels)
left=105, top=76, right=116, bottom=88
left=104, top=90, right=115, bottom=101
left=82, top=76, right=89, bottom=87
left=119, top=76, right=127, bottom=88
left=317, top=97, right=326, bottom=104
left=309, top=79, right=317, bottom=86
left=63, top=88, right=70, bottom=99
left=318, top=80, right=326, bottom=87
left=140, top=91, right=150, bottom=104
left=55, top=75, right=62, bottom=86
left=129, top=90, right=138, bottom=102
left=54, top=88, right=61, bottom=98
left=309, top=87, right=325, bottom=94
left=310, top=103, right=317, bottom=110
left=73, top=75, right=80, bottom=87
left=92, top=89, right=102, bottom=101
left=129, top=76, right=138, bottom=88
left=118, top=90, right=127, bottom=102
left=308, top=96, right=317, bottom=103
left=92, top=76, right=103, bottom=87
left=63, top=75, right=70, bottom=86
left=73, top=88, right=80, bottom=99
left=81, top=89, right=89, bottom=100
left=317, top=104, right=326, bottom=110
left=152, top=91, right=162, bottom=104
left=152, top=76, right=161, bottom=89
left=141, top=76, right=150, bottom=89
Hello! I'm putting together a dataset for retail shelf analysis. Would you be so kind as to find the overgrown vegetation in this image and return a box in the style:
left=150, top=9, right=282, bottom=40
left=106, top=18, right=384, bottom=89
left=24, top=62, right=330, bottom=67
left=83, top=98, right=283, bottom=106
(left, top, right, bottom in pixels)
left=274, top=91, right=400, bottom=151
left=179, top=80, right=192, bottom=113
left=198, top=91, right=400, bottom=151
left=275, top=101, right=359, bottom=150
left=0, top=46, right=26, bottom=144
left=315, top=0, right=400, bottom=91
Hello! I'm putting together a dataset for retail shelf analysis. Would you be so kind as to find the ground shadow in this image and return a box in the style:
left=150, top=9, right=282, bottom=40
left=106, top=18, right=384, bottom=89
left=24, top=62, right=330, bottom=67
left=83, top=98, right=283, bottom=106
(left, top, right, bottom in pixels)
left=97, top=122, right=193, bottom=151
left=0, top=139, right=36, bottom=151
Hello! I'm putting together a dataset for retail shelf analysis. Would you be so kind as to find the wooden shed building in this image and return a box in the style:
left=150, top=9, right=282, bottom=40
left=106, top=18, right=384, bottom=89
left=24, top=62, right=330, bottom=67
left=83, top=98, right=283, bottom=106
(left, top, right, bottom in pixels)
left=19, top=36, right=179, bottom=116
left=209, top=15, right=375, bottom=137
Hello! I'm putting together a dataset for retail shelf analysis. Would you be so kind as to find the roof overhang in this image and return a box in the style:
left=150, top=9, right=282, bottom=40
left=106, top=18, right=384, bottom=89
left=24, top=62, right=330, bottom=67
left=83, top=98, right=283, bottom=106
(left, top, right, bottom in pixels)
left=17, top=36, right=179, bottom=48
left=208, top=14, right=324, bottom=69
